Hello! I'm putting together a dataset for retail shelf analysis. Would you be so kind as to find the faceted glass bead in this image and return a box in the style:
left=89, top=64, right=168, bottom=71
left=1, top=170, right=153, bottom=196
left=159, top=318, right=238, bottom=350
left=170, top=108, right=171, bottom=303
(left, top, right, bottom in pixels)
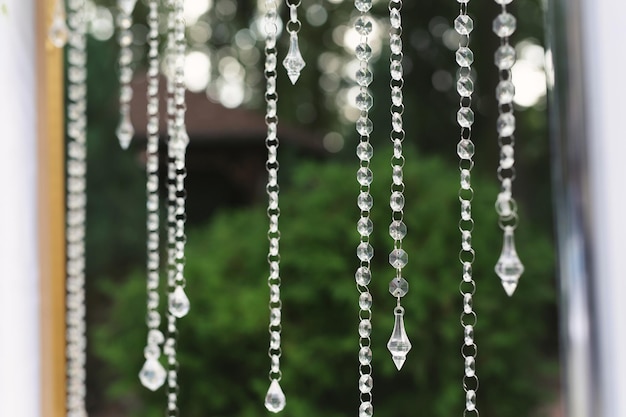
left=495, top=44, right=516, bottom=70
left=456, top=47, right=474, bottom=67
left=355, top=0, right=372, bottom=12
left=359, top=401, right=374, bottom=417
left=390, top=8, right=401, bottom=29
left=359, top=375, right=373, bottom=393
left=387, top=308, right=412, bottom=370
left=457, top=139, right=475, bottom=160
left=270, top=284, right=280, bottom=303
left=393, top=140, right=403, bottom=158
left=389, top=220, right=407, bottom=240
left=390, top=34, right=402, bottom=55
left=356, top=266, right=372, bottom=286
left=389, top=248, right=408, bottom=269
left=463, top=293, right=472, bottom=314
left=48, top=14, right=69, bottom=48
left=359, top=292, right=373, bottom=309
left=497, top=113, right=516, bottom=137
left=463, top=262, right=472, bottom=282
left=271, top=354, right=280, bottom=372
left=116, top=115, right=134, bottom=149
left=356, top=68, right=373, bottom=87
left=357, top=192, right=373, bottom=211
left=357, top=167, right=373, bottom=186
left=270, top=331, right=281, bottom=350
left=464, top=325, right=474, bottom=345
left=139, top=358, right=167, bottom=391
left=457, top=107, right=474, bottom=128
left=357, top=142, right=374, bottom=161
left=169, top=286, right=190, bottom=318
left=390, top=62, right=403, bottom=80
left=270, top=308, right=281, bottom=326
left=359, top=319, right=372, bottom=337
left=265, top=380, right=286, bottom=413
left=465, top=356, right=476, bottom=377
left=356, top=117, right=373, bottom=135
left=356, top=43, right=372, bottom=61
left=493, top=13, right=517, bottom=37
left=357, top=242, right=374, bottom=261
left=359, top=346, right=373, bottom=365
left=392, top=113, right=403, bottom=133
left=390, top=191, right=405, bottom=212
left=392, top=166, right=403, bottom=185
left=462, top=230, right=472, bottom=251
left=389, top=277, right=409, bottom=297
left=466, top=390, right=477, bottom=411
left=391, top=87, right=403, bottom=106
left=461, top=200, right=471, bottom=221
left=461, top=169, right=471, bottom=190
left=355, top=17, right=373, bottom=36
left=495, top=227, right=524, bottom=296
left=496, top=80, right=515, bottom=104
left=283, top=33, right=306, bottom=85
left=457, top=77, right=474, bottom=97
left=500, top=144, right=515, bottom=169
left=356, top=91, right=373, bottom=111
left=357, top=217, right=374, bottom=236
left=454, top=15, right=474, bottom=35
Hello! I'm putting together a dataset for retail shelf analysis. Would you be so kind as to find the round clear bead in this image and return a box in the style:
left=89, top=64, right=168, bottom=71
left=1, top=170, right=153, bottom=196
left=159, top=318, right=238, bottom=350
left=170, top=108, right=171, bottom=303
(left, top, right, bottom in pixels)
left=357, top=192, right=373, bottom=211
left=356, top=117, right=373, bottom=135
left=495, top=44, right=516, bottom=70
left=457, top=77, right=474, bottom=97
left=357, top=142, right=374, bottom=161
left=357, top=167, right=373, bottom=186
left=359, top=375, right=373, bottom=393
left=359, top=319, right=372, bottom=337
left=389, top=277, right=409, bottom=297
left=355, top=267, right=372, bottom=286
left=456, top=47, right=474, bottom=67
left=500, top=144, right=515, bottom=168
left=357, top=242, right=374, bottom=261
left=390, top=191, right=405, bottom=211
left=355, top=17, right=373, bottom=36
left=457, top=107, right=475, bottom=128
left=357, top=217, right=374, bottom=236
left=497, top=113, right=516, bottom=137
left=493, top=13, right=517, bottom=38
left=389, top=220, right=407, bottom=240
left=496, top=80, right=515, bottom=104
left=389, top=248, right=408, bottom=269
left=454, top=15, right=474, bottom=35
left=355, top=0, right=372, bottom=12
left=359, top=347, right=373, bottom=365
left=359, top=292, right=373, bottom=309
left=359, top=401, right=374, bottom=417
left=457, top=139, right=475, bottom=159
left=356, top=91, right=373, bottom=111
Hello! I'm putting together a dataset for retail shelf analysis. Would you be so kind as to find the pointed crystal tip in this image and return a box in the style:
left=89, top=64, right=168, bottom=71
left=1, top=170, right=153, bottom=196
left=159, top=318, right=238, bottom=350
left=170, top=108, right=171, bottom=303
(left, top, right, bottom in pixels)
left=116, top=118, right=134, bottom=149
left=501, top=280, right=518, bottom=296
left=495, top=227, right=524, bottom=296
left=391, top=355, right=406, bottom=370
left=264, top=380, right=286, bottom=413
left=139, top=358, right=167, bottom=391
left=48, top=16, right=69, bottom=49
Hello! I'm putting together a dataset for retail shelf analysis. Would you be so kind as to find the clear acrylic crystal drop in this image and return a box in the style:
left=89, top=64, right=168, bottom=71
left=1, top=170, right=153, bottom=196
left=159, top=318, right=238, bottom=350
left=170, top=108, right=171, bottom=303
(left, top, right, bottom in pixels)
left=461, top=169, right=471, bottom=189
left=497, top=113, right=516, bottom=137
left=356, top=68, right=373, bottom=87
left=357, top=167, right=373, bottom=186
left=359, top=319, right=372, bottom=337
left=390, top=8, right=401, bottom=28
left=359, top=346, right=373, bottom=365
left=464, top=325, right=474, bottom=345
left=139, top=358, right=167, bottom=391
left=283, top=33, right=306, bottom=85
left=356, top=91, right=373, bottom=111
left=355, top=0, right=373, bottom=12
left=457, top=77, right=474, bottom=97
left=466, top=389, right=477, bottom=411
left=359, top=401, right=374, bottom=417
left=389, top=277, right=409, bottom=297
left=116, top=114, right=134, bottom=149
left=357, top=217, right=373, bottom=236
left=454, top=15, right=474, bottom=35
left=392, top=166, right=403, bottom=185
left=390, top=34, right=402, bottom=55
left=356, top=117, right=373, bottom=135
left=359, top=375, right=373, bottom=393
left=457, top=139, right=475, bottom=160
left=387, top=308, right=411, bottom=370
left=495, top=44, right=516, bottom=70
left=355, top=17, right=373, bottom=35
left=356, top=43, right=372, bottom=61
left=390, top=191, right=405, bottom=211
left=465, top=356, right=475, bottom=377
left=357, top=242, right=374, bottom=262
left=169, top=286, right=190, bottom=318
left=391, top=87, right=403, bottom=106
left=389, top=249, right=408, bottom=269
left=265, top=379, right=286, bottom=413
left=493, top=13, right=517, bottom=37
left=119, top=0, right=139, bottom=14
left=389, top=220, right=407, bottom=240
left=357, top=192, right=373, bottom=211
left=357, top=142, right=374, bottom=161
left=48, top=13, right=69, bottom=48
left=359, top=292, right=372, bottom=309
left=495, top=227, right=524, bottom=296
left=496, top=80, right=515, bottom=104
left=457, top=107, right=474, bottom=128
left=456, top=47, right=474, bottom=67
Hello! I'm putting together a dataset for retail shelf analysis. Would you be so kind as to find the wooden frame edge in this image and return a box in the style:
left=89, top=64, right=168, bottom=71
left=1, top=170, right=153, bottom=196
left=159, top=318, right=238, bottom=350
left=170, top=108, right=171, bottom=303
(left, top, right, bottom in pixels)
left=37, top=0, right=66, bottom=415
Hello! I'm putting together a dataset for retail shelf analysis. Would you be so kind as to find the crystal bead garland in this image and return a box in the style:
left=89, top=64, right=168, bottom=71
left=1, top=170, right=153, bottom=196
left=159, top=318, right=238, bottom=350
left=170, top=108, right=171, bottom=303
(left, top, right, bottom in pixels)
left=116, top=0, right=138, bottom=149
left=138, top=0, right=167, bottom=392
left=455, top=0, right=479, bottom=415
left=282, top=0, right=305, bottom=84
left=386, top=0, right=412, bottom=372
left=264, top=0, right=286, bottom=412
left=164, top=0, right=191, bottom=415
left=354, top=0, right=374, bottom=414
left=493, top=0, right=524, bottom=296
left=48, top=0, right=89, bottom=414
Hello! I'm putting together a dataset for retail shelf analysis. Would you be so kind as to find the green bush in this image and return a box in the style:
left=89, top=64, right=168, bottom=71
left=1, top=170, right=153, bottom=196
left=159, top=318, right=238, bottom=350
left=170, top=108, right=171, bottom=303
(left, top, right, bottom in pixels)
left=94, top=144, right=556, bottom=417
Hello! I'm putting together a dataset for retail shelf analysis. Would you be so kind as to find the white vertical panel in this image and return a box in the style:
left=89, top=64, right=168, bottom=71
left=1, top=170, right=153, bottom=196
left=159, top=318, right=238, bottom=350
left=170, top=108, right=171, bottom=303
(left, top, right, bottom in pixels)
left=581, top=0, right=626, bottom=416
left=0, top=0, right=41, bottom=416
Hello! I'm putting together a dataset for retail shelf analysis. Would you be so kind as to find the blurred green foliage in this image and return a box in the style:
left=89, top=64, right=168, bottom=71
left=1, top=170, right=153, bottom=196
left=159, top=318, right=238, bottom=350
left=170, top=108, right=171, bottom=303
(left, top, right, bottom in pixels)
left=94, top=144, right=556, bottom=417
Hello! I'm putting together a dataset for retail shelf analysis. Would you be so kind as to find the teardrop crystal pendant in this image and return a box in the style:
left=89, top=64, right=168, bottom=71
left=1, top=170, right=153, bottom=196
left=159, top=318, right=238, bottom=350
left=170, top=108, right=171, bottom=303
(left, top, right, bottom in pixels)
left=139, top=358, right=167, bottom=391
left=494, top=226, right=524, bottom=296
left=119, top=0, right=138, bottom=14
left=169, top=286, right=190, bottom=318
left=264, top=379, right=286, bottom=413
left=48, top=6, right=69, bottom=48
left=387, top=307, right=412, bottom=370
left=282, top=32, right=306, bottom=85
left=116, top=113, right=134, bottom=149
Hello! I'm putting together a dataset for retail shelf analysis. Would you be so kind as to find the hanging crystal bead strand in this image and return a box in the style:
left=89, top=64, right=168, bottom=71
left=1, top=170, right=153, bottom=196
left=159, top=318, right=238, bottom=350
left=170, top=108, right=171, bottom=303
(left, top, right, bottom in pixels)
left=138, top=0, right=167, bottom=392
left=386, top=0, right=411, bottom=372
left=58, top=0, right=88, bottom=415
left=164, top=0, right=191, bottom=415
left=493, top=0, right=524, bottom=296
left=48, top=0, right=69, bottom=48
left=353, top=0, right=374, bottom=414
left=116, top=0, right=138, bottom=149
left=455, top=1, right=479, bottom=415
left=282, top=0, right=305, bottom=84
left=264, top=0, right=286, bottom=412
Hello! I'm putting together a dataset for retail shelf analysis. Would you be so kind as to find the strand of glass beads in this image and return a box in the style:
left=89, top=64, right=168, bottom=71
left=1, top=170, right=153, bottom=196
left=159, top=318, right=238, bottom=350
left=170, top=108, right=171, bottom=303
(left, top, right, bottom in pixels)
left=263, top=0, right=286, bottom=412
left=138, top=0, right=167, bottom=392
left=385, top=0, right=412, bottom=372
left=64, top=0, right=88, bottom=415
left=116, top=0, right=138, bottom=149
left=492, top=0, right=524, bottom=296
left=454, top=0, right=479, bottom=415
left=164, top=0, right=191, bottom=415
left=353, top=0, right=374, bottom=413
left=282, top=0, right=305, bottom=84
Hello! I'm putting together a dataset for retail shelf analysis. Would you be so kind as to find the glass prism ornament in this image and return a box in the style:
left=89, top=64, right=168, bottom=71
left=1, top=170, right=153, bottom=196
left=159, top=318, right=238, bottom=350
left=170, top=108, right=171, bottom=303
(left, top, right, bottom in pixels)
left=119, top=0, right=139, bottom=14
left=116, top=114, right=134, bottom=149
left=169, top=286, right=190, bottom=318
left=264, top=379, right=286, bottom=413
left=139, top=358, right=167, bottom=391
left=495, top=227, right=524, bottom=296
left=283, top=32, right=306, bottom=85
left=387, top=307, right=411, bottom=370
